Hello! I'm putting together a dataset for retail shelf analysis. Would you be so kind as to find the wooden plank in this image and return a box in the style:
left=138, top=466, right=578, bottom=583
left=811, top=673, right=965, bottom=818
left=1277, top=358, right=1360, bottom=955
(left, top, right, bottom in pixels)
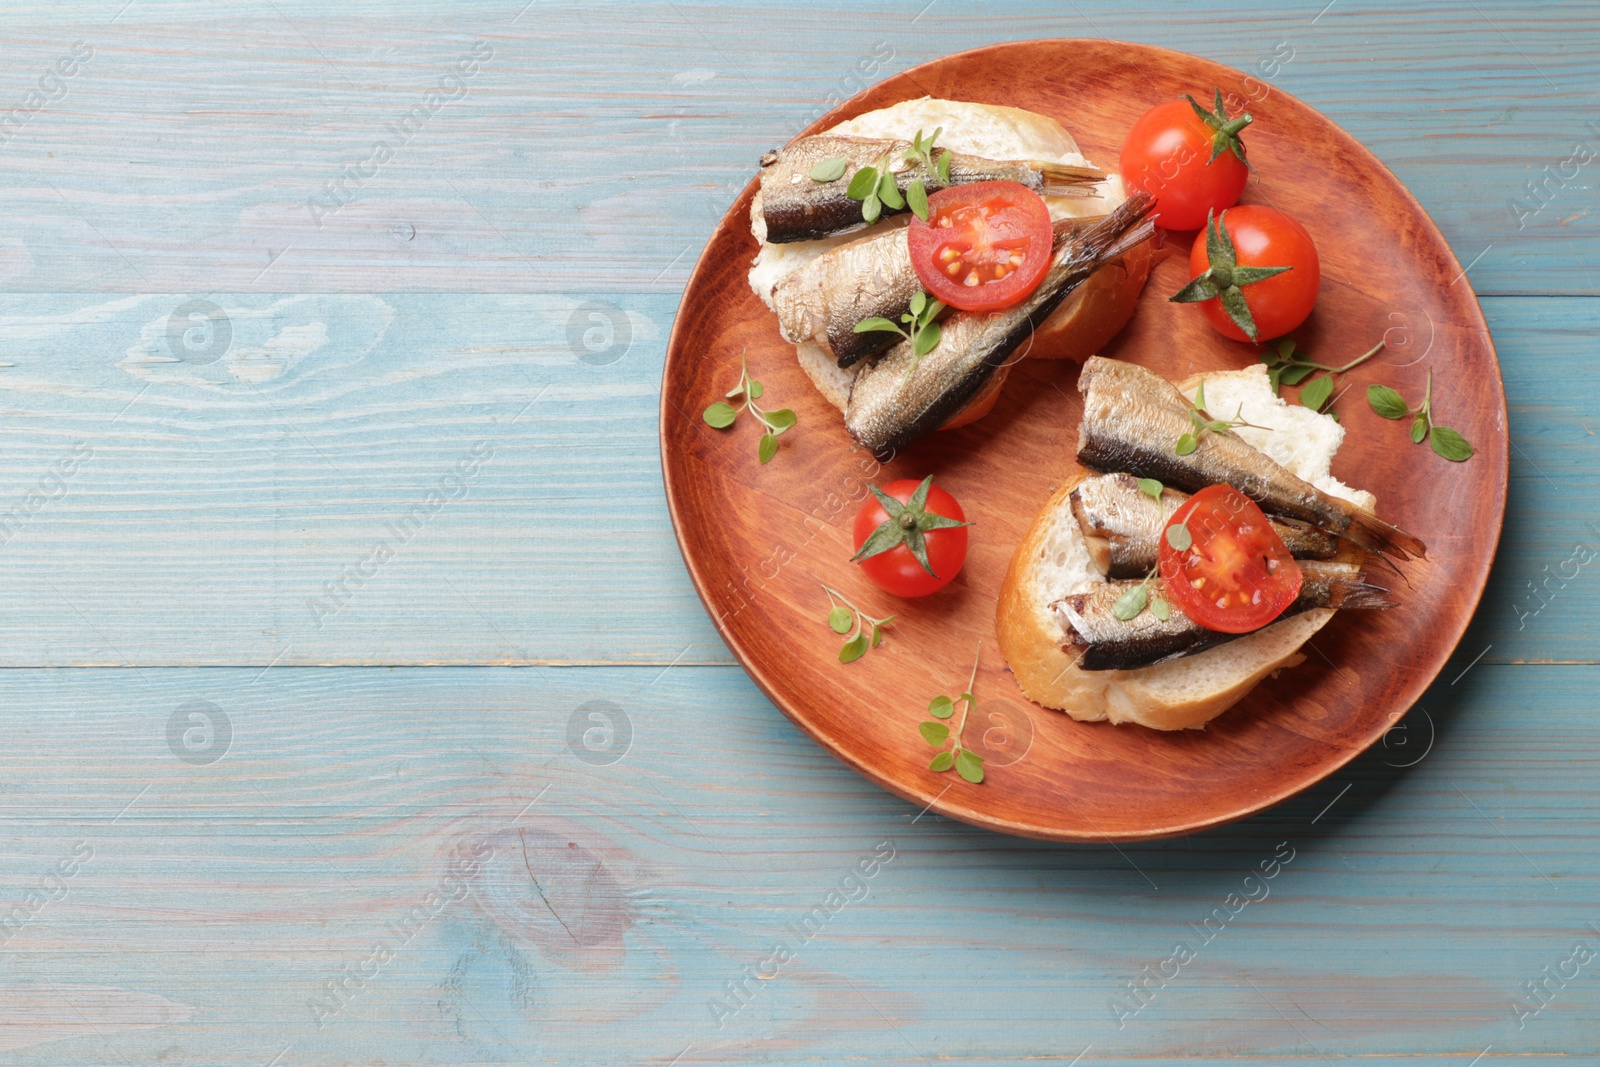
left=0, top=661, right=1592, bottom=1063
left=0, top=2, right=1588, bottom=296
left=0, top=292, right=1584, bottom=666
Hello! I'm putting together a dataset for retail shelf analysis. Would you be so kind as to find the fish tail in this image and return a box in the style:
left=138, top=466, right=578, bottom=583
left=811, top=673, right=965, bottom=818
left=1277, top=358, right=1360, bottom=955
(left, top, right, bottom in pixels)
left=1324, top=571, right=1400, bottom=611
left=1345, top=509, right=1428, bottom=561
left=1072, top=191, right=1157, bottom=265
left=1036, top=161, right=1109, bottom=195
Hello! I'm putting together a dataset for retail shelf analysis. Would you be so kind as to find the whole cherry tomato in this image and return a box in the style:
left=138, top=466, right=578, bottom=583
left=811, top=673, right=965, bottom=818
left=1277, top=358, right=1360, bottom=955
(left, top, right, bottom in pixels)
left=1120, top=90, right=1252, bottom=231
left=851, top=476, right=968, bottom=598
left=1176, top=205, right=1321, bottom=343
left=907, top=181, right=1056, bottom=312
left=1157, top=484, right=1303, bottom=633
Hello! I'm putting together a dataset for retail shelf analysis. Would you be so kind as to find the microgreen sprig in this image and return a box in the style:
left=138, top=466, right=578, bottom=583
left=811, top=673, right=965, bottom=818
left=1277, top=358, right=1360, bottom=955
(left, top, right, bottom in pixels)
left=902, top=127, right=951, bottom=221
left=850, top=475, right=968, bottom=577
left=855, top=291, right=945, bottom=378
left=1169, top=210, right=1291, bottom=341
left=821, top=584, right=894, bottom=663
left=843, top=148, right=898, bottom=224
left=814, top=129, right=953, bottom=225
left=1367, top=369, right=1474, bottom=462
left=702, top=353, right=798, bottom=463
left=918, top=643, right=986, bottom=783
left=1260, top=339, right=1384, bottom=417
left=1174, top=378, right=1271, bottom=455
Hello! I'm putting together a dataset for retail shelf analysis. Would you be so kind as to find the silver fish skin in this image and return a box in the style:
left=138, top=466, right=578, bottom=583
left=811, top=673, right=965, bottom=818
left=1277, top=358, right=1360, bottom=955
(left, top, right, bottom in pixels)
left=758, top=134, right=1105, bottom=244
left=774, top=216, right=1091, bottom=369
left=771, top=223, right=920, bottom=368
left=1074, top=357, right=1428, bottom=560
left=1070, top=472, right=1343, bottom=579
left=844, top=193, right=1156, bottom=459
left=1053, top=560, right=1397, bottom=671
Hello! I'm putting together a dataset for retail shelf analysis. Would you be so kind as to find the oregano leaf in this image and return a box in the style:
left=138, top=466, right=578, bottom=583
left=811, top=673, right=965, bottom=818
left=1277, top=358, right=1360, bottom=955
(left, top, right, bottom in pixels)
left=703, top=402, right=737, bottom=429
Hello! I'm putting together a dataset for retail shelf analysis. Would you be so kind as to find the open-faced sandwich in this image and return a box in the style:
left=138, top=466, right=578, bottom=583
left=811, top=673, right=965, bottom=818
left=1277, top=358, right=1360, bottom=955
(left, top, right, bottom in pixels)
left=747, top=98, right=1158, bottom=457
left=997, top=357, right=1426, bottom=730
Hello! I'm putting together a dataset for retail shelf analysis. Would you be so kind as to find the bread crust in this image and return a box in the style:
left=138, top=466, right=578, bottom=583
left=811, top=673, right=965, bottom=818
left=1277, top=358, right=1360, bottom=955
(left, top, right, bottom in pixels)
left=996, top=471, right=1339, bottom=731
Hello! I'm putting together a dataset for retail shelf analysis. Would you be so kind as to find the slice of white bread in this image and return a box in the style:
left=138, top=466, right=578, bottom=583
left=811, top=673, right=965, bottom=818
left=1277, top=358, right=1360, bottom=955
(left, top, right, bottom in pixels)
left=995, top=364, right=1377, bottom=731
left=746, top=98, right=1155, bottom=415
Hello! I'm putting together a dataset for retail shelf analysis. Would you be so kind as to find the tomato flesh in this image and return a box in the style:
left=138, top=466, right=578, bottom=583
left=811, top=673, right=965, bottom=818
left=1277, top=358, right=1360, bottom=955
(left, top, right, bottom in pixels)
left=1188, top=205, right=1321, bottom=343
left=907, top=181, right=1055, bottom=312
left=852, top=479, right=968, bottom=598
left=1157, top=484, right=1302, bottom=633
left=1120, top=98, right=1249, bottom=231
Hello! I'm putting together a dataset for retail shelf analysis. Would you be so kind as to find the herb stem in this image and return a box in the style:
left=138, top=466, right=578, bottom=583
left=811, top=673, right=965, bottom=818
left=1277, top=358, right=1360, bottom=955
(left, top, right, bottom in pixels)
left=1330, top=340, right=1385, bottom=374
left=953, top=641, right=982, bottom=747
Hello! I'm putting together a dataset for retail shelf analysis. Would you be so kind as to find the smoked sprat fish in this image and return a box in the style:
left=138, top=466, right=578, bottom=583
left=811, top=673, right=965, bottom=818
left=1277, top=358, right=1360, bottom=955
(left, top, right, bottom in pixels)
left=845, top=193, right=1156, bottom=459
left=1075, top=357, right=1428, bottom=560
left=1054, top=560, right=1397, bottom=671
left=758, top=134, right=1105, bottom=244
left=1070, top=472, right=1343, bottom=579
left=774, top=215, right=1096, bottom=370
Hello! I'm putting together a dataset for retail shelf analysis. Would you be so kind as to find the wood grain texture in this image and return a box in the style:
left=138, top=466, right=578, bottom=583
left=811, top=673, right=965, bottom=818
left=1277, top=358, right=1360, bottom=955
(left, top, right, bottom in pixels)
left=0, top=663, right=1594, bottom=1065
left=0, top=0, right=1592, bottom=1062
left=663, top=39, right=1507, bottom=841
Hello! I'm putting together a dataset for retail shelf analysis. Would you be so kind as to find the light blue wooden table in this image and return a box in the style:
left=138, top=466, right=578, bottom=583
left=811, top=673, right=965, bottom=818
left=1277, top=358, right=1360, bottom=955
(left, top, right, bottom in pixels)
left=0, top=1, right=1595, bottom=1063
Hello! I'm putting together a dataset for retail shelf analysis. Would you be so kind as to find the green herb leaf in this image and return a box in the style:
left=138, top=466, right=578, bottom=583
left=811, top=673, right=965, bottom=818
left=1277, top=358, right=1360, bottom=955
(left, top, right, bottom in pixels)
left=862, top=192, right=882, bottom=224
left=919, top=721, right=950, bottom=746
left=855, top=316, right=907, bottom=336
left=1429, top=425, right=1474, bottom=461
left=1410, top=414, right=1428, bottom=443
left=1149, top=597, right=1171, bottom=622
left=1175, top=432, right=1198, bottom=455
left=929, top=751, right=955, bottom=772
left=809, top=157, right=848, bottom=182
left=1166, top=523, right=1193, bottom=551
left=954, top=749, right=985, bottom=784
left=871, top=624, right=885, bottom=648
left=703, top=401, right=737, bottom=428
left=907, top=179, right=929, bottom=221
left=913, top=319, right=942, bottom=357
left=827, top=607, right=853, bottom=634
left=746, top=379, right=763, bottom=400
left=1277, top=363, right=1316, bottom=386
left=764, top=408, right=797, bottom=432
left=929, top=695, right=954, bottom=719
left=936, top=148, right=952, bottom=184
left=909, top=291, right=926, bottom=318
left=838, top=632, right=868, bottom=663
left=846, top=165, right=879, bottom=201
left=877, top=170, right=905, bottom=210
left=1368, top=384, right=1409, bottom=419
left=1277, top=339, right=1296, bottom=359
left=1300, top=374, right=1334, bottom=412
left=1193, top=379, right=1207, bottom=411
left=757, top=432, right=778, bottom=464
left=1137, top=477, right=1163, bottom=501
left=1112, top=582, right=1150, bottom=621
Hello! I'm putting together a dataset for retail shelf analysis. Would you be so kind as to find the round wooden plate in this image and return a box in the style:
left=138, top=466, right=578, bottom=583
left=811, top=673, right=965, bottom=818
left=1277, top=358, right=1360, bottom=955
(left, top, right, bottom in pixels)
left=660, top=39, right=1506, bottom=841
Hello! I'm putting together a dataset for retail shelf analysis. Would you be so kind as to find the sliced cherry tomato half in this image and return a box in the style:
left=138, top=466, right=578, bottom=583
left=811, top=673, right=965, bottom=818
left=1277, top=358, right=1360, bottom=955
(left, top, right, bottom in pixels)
left=1157, top=484, right=1302, bottom=634
left=907, top=180, right=1054, bottom=312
